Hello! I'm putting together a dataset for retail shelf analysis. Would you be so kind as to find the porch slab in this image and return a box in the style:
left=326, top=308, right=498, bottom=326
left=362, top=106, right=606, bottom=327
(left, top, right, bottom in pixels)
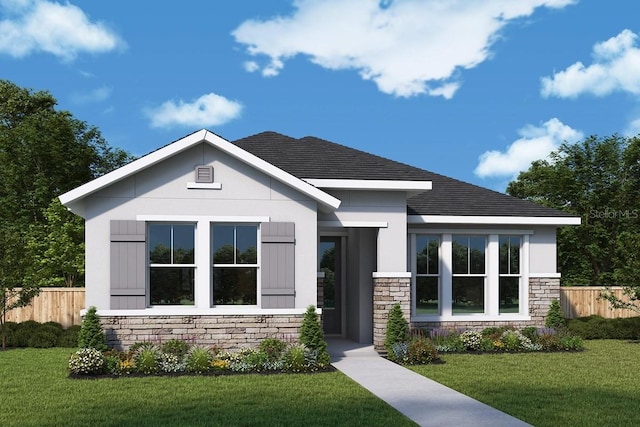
left=327, top=338, right=530, bottom=427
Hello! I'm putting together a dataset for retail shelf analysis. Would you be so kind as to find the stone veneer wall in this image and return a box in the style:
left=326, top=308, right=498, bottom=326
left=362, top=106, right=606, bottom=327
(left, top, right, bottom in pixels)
left=317, top=274, right=324, bottom=308
left=373, top=276, right=411, bottom=351
left=372, top=276, right=560, bottom=351
left=100, top=314, right=304, bottom=351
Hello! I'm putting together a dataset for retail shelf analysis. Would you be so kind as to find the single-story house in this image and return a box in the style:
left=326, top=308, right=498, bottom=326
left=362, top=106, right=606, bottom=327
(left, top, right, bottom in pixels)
left=59, top=129, right=580, bottom=351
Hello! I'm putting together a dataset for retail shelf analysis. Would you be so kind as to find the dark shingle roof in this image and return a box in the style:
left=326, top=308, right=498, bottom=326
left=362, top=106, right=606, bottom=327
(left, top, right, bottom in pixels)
left=233, top=131, right=573, bottom=217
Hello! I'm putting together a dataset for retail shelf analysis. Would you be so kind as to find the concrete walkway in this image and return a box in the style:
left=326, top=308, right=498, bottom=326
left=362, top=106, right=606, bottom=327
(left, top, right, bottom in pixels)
left=327, top=338, right=530, bottom=427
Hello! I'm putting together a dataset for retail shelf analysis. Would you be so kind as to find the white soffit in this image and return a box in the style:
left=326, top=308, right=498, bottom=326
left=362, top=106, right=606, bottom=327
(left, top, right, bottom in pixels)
left=408, top=215, right=582, bottom=226
left=59, top=129, right=341, bottom=211
left=304, top=179, right=432, bottom=192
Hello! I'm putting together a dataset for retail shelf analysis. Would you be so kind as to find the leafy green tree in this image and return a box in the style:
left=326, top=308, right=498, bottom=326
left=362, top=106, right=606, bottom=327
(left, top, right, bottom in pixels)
left=0, top=80, right=133, bottom=292
left=508, top=134, right=640, bottom=311
left=0, top=224, right=39, bottom=350
left=26, top=198, right=85, bottom=287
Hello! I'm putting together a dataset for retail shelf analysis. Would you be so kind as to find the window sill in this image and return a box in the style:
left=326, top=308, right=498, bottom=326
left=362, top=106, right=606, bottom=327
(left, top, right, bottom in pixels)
left=411, top=314, right=531, bottom=322
left=94, top=307, right=309, bottom=316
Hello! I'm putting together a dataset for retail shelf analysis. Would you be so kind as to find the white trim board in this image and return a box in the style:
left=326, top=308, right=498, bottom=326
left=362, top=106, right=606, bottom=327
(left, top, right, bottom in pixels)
left=409, top=215, right=581, bottom=225
left=59, top=129, right=341, bottom=214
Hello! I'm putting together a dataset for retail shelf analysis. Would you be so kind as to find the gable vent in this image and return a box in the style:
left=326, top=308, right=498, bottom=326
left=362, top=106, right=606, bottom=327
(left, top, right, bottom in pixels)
left=195, top=166, right=214, bottom=183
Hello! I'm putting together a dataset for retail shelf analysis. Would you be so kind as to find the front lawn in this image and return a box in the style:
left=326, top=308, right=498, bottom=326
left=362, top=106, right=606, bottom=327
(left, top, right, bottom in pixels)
left=0, top=348, right=415, bottom=427
left=411, top=340, right=640, bottom=427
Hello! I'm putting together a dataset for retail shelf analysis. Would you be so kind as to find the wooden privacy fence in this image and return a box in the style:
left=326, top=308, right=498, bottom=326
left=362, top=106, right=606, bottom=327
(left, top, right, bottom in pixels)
left=3, top=286, right=639, bottom=326
left=560, top=286, right=640, bottom=319
left=5, top=288, right=85, bottom=328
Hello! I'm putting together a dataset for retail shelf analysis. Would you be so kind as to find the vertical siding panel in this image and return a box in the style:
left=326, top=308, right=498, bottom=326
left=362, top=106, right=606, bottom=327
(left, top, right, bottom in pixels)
left=261, top=222, right=295, bottom=308
left=110, top=220, right=146, bottom=309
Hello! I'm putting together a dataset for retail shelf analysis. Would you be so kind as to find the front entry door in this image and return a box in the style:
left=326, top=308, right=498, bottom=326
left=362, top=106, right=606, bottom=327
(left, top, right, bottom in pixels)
left=319, top=237, right=342, bottom=335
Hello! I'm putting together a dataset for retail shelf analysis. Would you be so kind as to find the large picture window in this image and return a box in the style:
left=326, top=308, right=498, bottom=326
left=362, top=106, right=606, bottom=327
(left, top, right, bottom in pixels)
left=452, top=236, right=486, bottom=314
left=148, top=224, right=195, bottom=305
left=415, top=235, right=439, bottom=315
left=211, top=224, right=258, bottom=305
left=499, top=236, right=521, bottom=314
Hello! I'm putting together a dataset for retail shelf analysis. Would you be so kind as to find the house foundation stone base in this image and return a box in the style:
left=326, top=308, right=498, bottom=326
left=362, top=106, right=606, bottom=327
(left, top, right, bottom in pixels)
left=100, top=314, right=304, bottom=351
left=373, top=275, right=411, bottom=352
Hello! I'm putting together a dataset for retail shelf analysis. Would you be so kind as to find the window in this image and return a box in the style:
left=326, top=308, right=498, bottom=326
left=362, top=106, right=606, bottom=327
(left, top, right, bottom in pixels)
left=452, top=236, right=486, bottom=314
left=499, top=236, right=521, bottom=314
left=148, top=224, right=195, bottom=305
left=415, top=235, right=439, bottom=315
left=211, top=224, right=258, bottom=305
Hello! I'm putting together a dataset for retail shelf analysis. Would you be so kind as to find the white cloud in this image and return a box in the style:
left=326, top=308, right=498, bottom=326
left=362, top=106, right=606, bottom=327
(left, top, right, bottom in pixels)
left=145, top=93, right=243, bottom=129
left=474, top=118, right=583, bottom=178
left=232, top=0, right=575, bottom=98
left=0, top=0, right=124, bottom=61
left=624, top=117, right=640, bottom=137
left=541, top=29, right=640, bottom=98
left=70, top=85, right=112, bottom=104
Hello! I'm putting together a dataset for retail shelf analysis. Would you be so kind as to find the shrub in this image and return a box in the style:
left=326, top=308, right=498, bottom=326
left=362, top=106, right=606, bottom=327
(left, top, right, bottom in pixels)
left=185, top=346, right=213, bottom=373
left=58, top=325, right=81, bottom=348
left=27, top=326, right=60, bottom=348
left=429, top=328, right=465, bottom=353
left=78, top=306, right=107, bottom=351
left=406, top=337, right=438, bottom=364
left=545, top=299, right=566, bottom=329
left=299, top=305, right=329, bottom=365
left=385, top=303, right=408, bottom=354
left=69, top=348, right=105, bottom=375
left=260, top=337, right=287, bottom=361
left=135, top=344, right=161, bottom=374
left=389, top=342, right=408, bottom=362
left=460, top=330, right=483, bottom=351
left=558, top=334, right=584, bottom=351
left=159, top=353, right=185, bottom=373
left=500, top=329, right=534, bottom=352
left=283, top=343, right=308, bottom=372
left=161, top=339, right=190, bottom=358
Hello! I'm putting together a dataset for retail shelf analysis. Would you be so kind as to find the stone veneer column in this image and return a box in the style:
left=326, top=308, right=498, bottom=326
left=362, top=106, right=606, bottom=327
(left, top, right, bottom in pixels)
left=529, top=277, right=560, bottom=325
left=317, top=272, right=325, bottom=308
left=372, top=273, right=411, bottom=352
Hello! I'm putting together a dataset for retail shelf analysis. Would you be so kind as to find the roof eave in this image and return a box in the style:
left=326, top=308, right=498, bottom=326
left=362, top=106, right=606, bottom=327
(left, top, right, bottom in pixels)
left=59, top=129, right=341, bottom=212
left=408, top=215, right=581, bottom=226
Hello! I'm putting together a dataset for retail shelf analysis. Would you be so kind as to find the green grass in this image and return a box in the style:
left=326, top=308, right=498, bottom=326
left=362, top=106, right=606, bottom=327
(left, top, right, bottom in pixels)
left=0, top=348, right=416, bottom=427
left=411, top=340, right=640, bottom=426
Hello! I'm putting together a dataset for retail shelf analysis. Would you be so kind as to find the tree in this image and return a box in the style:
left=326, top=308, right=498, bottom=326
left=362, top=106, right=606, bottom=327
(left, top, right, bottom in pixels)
left=26, top=198, right=85, bottom=287
left=0, top=80, right=133, bottom=291
left=78, top=306, right=107, bottom=351
left=0, top=224, right=39, bottom=350
left=507, top=134, right=640, bottom=311
left=384, top=303, right=408, bottom=355
left=299, top=305, right=330, bottom=364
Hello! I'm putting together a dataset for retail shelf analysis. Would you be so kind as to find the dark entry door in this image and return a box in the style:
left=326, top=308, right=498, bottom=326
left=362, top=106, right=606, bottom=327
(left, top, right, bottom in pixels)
left=319, top=237, right=342, bottom=335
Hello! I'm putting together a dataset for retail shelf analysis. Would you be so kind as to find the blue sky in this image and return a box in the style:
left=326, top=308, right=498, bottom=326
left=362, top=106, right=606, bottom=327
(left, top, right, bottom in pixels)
left=1, top=0, right=639, bottom=191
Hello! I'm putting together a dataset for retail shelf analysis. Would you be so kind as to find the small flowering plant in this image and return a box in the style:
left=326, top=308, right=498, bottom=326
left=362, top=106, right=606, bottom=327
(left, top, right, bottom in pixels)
left=69, top=348, right=105, bottom=375
left=460, top=330, right=483, bottom=351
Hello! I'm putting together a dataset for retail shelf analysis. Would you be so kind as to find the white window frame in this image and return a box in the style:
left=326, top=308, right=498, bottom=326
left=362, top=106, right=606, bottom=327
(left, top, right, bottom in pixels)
left=451, top=235, right=487, bottom=316
left=211, top=223, right=260, bottom=307
left=411, top=235, right=441, bottom=316
left=498, top=235, right=522, bottom=315
left=148, top=222, right=197, bottom=307
left=410, top=230, right=531, bottom=322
